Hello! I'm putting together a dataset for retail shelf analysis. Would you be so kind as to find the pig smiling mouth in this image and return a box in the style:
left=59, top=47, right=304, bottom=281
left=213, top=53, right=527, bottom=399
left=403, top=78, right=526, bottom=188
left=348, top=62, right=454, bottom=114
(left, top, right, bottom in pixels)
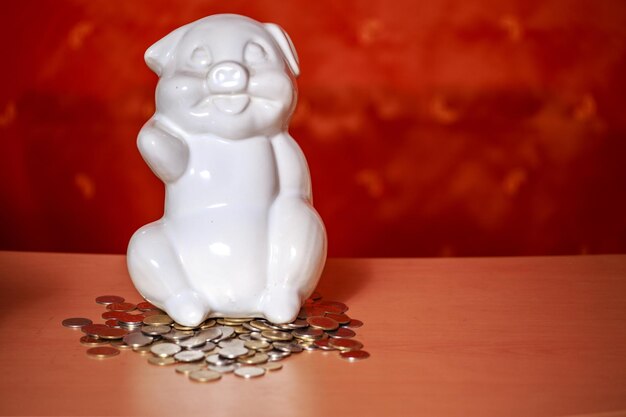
left=194, top=94, right=251, bottom=115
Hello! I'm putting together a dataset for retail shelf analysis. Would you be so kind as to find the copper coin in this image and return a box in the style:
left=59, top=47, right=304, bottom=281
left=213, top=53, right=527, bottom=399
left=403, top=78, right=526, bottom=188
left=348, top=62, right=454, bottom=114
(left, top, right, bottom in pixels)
left=94, top=327, right=129, bottom=340
left=117, top=313, right=145, bottom=324
left=105, top=319, right=120, bottom=328
left=81, top=324, right=109, bottom=336
left=106, top=302, right=136, bottom=312
left=86, top=346, right=120, bottom=359
left=137, top=301, right=158, bottom=311
left=345, top=319, right=363, bottom=328
left=329, top=338, right=363, bottom=352
left=62, top=318, right=92, bottom=329
left=340, top=350, right=370, bottom=361
left=95, top=295, right=125, bottom=305
left=313, top=339, right=335, bottom=350
left=306, top=316, right=339, bottom=331
left=101, top=311, right=128, bottom=320
left=327, top=327, right=356, bottom=339
left=325, top=313, right=351, bottom=325
left=80, top=335, right=106, bottom=347
left=316, top=301, right=348, bottom=314
left=298, top=306, right=327, bottom=319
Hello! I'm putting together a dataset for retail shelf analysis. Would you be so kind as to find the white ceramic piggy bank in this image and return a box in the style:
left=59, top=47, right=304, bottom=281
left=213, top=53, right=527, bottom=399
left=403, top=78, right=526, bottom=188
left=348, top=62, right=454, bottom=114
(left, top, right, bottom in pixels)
left=127, top=14, right=327, bottom=326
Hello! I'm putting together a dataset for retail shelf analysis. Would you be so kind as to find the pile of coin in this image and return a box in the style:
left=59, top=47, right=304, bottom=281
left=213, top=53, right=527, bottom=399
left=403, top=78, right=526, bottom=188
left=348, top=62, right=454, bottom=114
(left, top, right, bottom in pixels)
left=62, top=292, right=368, bottom=383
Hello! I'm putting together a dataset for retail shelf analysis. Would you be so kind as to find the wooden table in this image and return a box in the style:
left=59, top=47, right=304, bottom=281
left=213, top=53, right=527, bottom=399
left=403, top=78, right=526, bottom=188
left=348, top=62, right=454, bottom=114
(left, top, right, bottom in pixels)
left=0, top=252, right=625, bottom=417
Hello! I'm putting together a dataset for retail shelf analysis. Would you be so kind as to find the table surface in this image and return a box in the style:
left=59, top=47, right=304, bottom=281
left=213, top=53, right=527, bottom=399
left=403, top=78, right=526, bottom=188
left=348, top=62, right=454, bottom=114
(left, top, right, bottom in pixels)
left=0, top=252, right=625, bottom=417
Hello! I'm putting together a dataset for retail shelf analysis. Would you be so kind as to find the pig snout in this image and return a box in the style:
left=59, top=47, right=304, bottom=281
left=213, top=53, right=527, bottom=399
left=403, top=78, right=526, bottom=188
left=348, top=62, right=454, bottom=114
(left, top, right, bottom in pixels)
left=208, top=61, right=249, bottom=94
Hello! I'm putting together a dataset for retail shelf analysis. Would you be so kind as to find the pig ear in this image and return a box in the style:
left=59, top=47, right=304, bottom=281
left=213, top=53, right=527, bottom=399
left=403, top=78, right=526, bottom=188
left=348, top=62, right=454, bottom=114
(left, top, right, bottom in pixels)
left=144, top=25, right=188, bottom=76
left=264, top=23, right=300, bottom=78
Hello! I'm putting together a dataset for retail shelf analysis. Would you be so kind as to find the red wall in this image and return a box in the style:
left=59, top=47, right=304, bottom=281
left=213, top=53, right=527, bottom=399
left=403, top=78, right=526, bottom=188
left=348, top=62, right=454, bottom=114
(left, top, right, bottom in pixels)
left=1, top=0, right=625, bottom=257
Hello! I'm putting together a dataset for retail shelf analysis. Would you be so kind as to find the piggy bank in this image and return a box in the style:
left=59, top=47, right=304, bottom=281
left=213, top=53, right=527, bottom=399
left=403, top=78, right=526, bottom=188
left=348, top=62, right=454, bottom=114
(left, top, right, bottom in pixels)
left=127, top=14, right=327, bottom=326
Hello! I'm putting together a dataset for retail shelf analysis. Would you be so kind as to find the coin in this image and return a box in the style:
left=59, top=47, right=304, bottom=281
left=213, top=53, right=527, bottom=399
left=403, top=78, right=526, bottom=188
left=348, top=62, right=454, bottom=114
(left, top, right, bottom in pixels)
left=101, top=311, right=127, bottom=320
left=197, top=328, right=222, bottom=342
left=117, top=313, right=145, bottom=325
left=80, top=335, right=106, bottom=347
left=218, top=346, right=249, bottom=359
left=214, top=326, right=235, bottom=341
left=143, top=314, right=173, bottom=326
left=86, top=346, right=120, bottom=359
left=249, top=320, right=273, bottom=331
left=206, top=354, right=235, bottom=366
left=110, top=340, right=133, bottom=350
left=267, top=349, right=291, bottom=361
left=325, top=313, right=351, bottom=325
left=261, top=330, right=293, bottom=341
left=218, top=339, right=245, bottom=349
left=162, top=330, right=193, bottom=342
left=313, top=339, right=335, bottom=350
left=175, top=364, right=206, bottom=375
left=260, top=362, right=283, bottom=371
left=238, top=352, right=269, bottom=365
left=340, top=350, right=370, bottom=361
left=178, top=336, right=207, bottom=349
left=106, top=302, right=136, bottom=312
left=148, top=356, right=176, bottom=366
left=200, top=319, right=216, bottom=328
left=307, top=316, right=339, bottom=331
left=189, top=369, right=221, bottom=383
left=328, top=338, right=363, bottom=352
left=317, top=301, right=348, bottom=313
left=95, top=295, right=125, bottom=305
left=244, top=340, right=270, bottom=350
left=141, top=325, right=171, bottom=336
left=94, top=327, right=128, bottom=340
left=234, top=366, right=265, bottom=378
left=327, top=327, right=356, bottom=339
left=150, top=343, right=181, bottom=358
left=292, top=327, right=324, bottom=340
left=174, top=350, right=205, bottom=362
left=123, top=332, right=153, bottom=347
left=208, top=364, right=239, bottom=373
left=62, top=317, right=92, bottom=328
left=345, top=319, right=363, bottom=329
left=132, top=345, right=153, bottom=355
left=136, top=301, right=158, bottom=311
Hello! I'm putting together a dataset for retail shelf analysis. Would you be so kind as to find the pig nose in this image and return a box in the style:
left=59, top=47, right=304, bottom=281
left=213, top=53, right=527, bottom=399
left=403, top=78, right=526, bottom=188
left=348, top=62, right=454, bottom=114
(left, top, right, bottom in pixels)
left=208, top=61, right=248, bottom=93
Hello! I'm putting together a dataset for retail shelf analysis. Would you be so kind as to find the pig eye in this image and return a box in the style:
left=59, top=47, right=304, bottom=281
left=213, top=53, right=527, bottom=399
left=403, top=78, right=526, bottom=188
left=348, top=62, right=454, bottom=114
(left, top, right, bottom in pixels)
left=189, top=47, right=212, bottom=69
left=244, top=42, right=267, bottom=64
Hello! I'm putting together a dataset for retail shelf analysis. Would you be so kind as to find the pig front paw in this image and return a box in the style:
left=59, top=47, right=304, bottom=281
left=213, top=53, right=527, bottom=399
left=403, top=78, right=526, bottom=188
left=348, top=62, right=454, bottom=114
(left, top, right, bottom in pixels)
left=261, top=289, right=300, bottom=324
left=164, top=289, right=208, bottom=327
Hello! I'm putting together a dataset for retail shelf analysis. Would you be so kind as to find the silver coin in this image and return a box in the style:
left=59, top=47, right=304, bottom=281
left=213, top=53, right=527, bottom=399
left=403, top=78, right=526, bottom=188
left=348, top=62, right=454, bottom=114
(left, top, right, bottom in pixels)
left=237, top=333, right=253, bottom=341
left=123, top=332, right=153, bottom=347
left=267, top=349, right=291, bottom=361
left=193, top=341, right=216, bottom=352
left=174, top=350, right=205, bottom=362
left=214, top=326, right=235, bottom=341
left=261, top=362, right=283, bottom=371
left=218, top=346, right=249, bottom=359
left=150, top=342, right=181, bottom=357
left=162, top=330, right=193, bottom=342
left=197, top=328, right=222, bottom=342
left=206, top=354, right=235, bottom=366
left=141, top=325, right=171, bottom=336
left=250, top=332, right=271, bottom=342
left=218, top=339, right=245, bottom=349
left=208, top=364, right=239, bottom=373
left=272, top=342, right=303, bottom=353
left=62, top=318, right=92, bottom=328
left=293, top=327, right=324, bottom=339
left=178, top=336, right=206, bottom=349
left=234, top=366, right=265, bottom=378
left=286, top=319, right=309, bottom=329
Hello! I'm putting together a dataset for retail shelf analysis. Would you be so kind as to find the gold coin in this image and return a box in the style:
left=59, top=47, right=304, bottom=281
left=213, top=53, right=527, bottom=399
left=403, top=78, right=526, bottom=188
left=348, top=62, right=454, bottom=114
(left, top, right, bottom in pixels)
left=220, top=317, right=254, bottom=323
left=261, top=330, right=293, bottom=342
left=148, top=356, right=176, bottom=366
left=143, top=314, right=173, bottom=326
left=189, top=369, right=222, bottom=382
left=233, top=326, right=250, bottom=334
left=132, top=345, right=153, bottom=354
left=249, top=320, right=273, bottom=331
left=110, top=340, right=133, bottom=350
left=175, top=364, right=206, bottom=375
left=244, top=340, right=270, bottom=350
left=173, top=323, right=199, bottom=331
left=200, top=319, right=216, bottom=329
left=238, top=352, right=269, bottom=365
left=261, top=362, right=283, bottom=371
left=86, top=346, right=120, bottom=359
left=79, top=336, right=106, bottom=347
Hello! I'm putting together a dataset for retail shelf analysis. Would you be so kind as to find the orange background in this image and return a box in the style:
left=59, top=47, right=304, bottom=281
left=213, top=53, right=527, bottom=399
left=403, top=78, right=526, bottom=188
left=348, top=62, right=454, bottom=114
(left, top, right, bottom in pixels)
left=1, top=0, right=625, bottom=257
